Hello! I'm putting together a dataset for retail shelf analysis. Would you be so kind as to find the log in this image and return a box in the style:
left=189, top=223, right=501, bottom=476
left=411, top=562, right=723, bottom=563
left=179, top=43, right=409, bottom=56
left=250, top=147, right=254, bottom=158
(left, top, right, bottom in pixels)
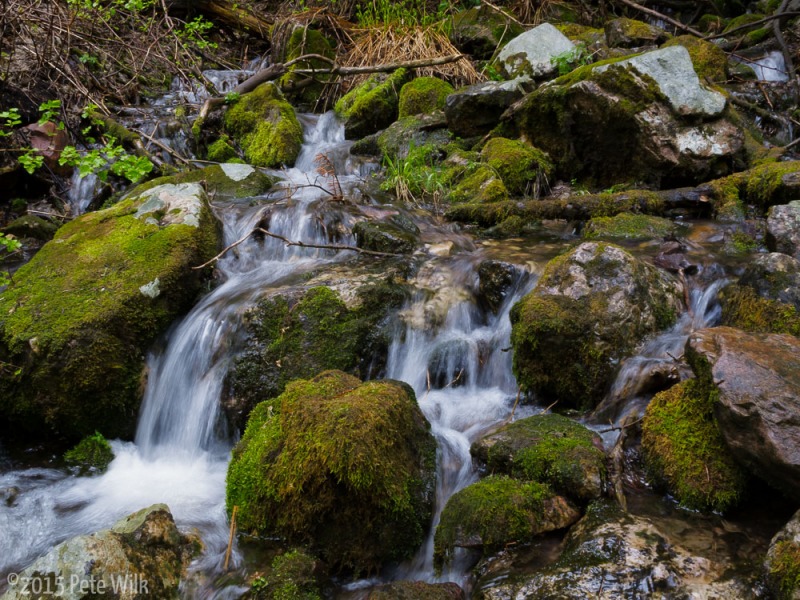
left=166, top=0, right=272, bottom=38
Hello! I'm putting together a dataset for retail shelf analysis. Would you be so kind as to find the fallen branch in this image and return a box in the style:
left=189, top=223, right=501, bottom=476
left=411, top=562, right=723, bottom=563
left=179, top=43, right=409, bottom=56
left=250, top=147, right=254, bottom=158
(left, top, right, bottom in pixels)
left=773, top=0, right=798, bottom=100
left=615, top=0, right=704, bottom=37
left=703, top=11, right=800, bottom=40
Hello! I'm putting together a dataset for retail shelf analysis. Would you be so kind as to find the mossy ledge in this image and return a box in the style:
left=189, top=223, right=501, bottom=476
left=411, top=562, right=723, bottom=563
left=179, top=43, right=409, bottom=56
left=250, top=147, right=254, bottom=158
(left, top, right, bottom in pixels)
left=225, top=370, right=436, bottom=575
left=719, top=284, right=800, bottom=336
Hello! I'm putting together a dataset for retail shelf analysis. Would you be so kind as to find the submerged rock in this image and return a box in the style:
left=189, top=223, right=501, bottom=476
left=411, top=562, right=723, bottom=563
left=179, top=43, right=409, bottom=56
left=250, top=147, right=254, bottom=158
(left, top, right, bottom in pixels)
left=353, top=219, right=420, bottom=254
left=225, top=370, right=436, bottom=574
left=1, top=504, right=196, bottom=600
left=689, top=327, right=800, bottom=500
left=444, top=80, right=525, bottom=138
left=510, top=242, right=684, bottom=410
left=767, top=199, right=800, bottom=259
left=497, top=23, right=576, bottom=80
left=764, top=508, right=800, bottom=600
left=335, top=69, right=412, bottom=139
left=0, top=182, right=220, bottom=439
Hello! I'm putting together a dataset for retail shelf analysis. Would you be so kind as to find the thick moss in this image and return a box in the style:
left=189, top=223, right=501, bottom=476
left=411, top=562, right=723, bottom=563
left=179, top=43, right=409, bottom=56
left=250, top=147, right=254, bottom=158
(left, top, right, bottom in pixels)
left=770, top=541, right=800, bottom=599
left=250, top=549, right=321, bottom=600
left=480, top=138, right=553, bottom=197
left=2, top=215, right=58, bottom=241
left=279, top=26, right=335, bottom=109
left=225, top=370, right=437, bottom=574
left=641, top=376, right=747, bottom=512
left=224, top=83, right=303, bottom=168
left=583, top=212, right=676, bottom=240
left=450, top=6, right=524, bottom=60
left=710, top=161, right=800, bottom=219
left=719, top=285, right=800, bottom=336
left=434, top=475, right=554, bottom=567
left=205, top=135, right=239, bottom=163
left=662, top=35, right=727, bottom=81
left=448, top=165, right=508, bottom=204
left=398, top=77, right=454, bottom=119
left=471, top=414, right=606, bottom=502
left=605, top=17, right=670, bottom=48
left=129, top=164, right=276, bottom=200
left=64, top=431, right=114, bottom=474
left=335, top=69, right=412, bottom=139
left=0, top=187, right=219, bottom=440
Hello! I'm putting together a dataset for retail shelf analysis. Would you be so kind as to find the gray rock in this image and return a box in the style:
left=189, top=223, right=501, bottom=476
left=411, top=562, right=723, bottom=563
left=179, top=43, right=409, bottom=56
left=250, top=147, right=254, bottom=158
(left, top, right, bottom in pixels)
left=134, top=183, right=205, bottom=228
left=767, top=200, right=800, bottom=260
left=689, top=327, right=800, bottom=500
left=377, top=111, right=451, bottom=160
left=764, top=508, right=800, bottom=600
left=497, top=23, right=576, bottom=80
left=1, top=504, right=195, bottom=600
left=604, top=17, right=670, bottom=48
left=445, top=80, right=526, bottom=138
left=477, top=260, right=520, bottom=314
left=450, top=6, right=524, bottom=60
left=739, top=252, right=800, bottom=309
left=594, top=46, right=726, bottom=117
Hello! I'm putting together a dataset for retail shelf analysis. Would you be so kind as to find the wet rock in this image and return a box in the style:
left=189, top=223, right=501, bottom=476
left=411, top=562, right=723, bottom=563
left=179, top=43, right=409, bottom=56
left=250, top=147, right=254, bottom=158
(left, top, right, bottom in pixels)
left=497, top=23, right=576, bottom=80
left=223, top=82, right=303, bottom=168
left=471, top=413, right=605, bottom=502
left=248, top=549, right=322, bottom=600
left=434, top=475, right=580, bottom=568
left=444, top=80, right=525, bottom=138
left=335, top=68, right=412, bottom=139
left=398, top=77, right=454, bottom=118
left=604, top=17, right=670, bottom=48
left=653, top=240, right=697, bottom=274
left=131, top=163, right=276, bottom=201
left=367, top=581, right=465, bottom=599
left=1, top=504, right=196, bottom=599
left=226, top=370, right=436, bottom=574
left=1, top=486, right=19, bottom=507
left=739, top=252, right=800, bottom=309
left=449, top=6, right=523, bottom=60
left=583, top=212, right=677, bottom=241
left=427, top=339, right=471, bottom=388
left=764, top=508, right=800, bottom=600
left=376, top=111, right=451, bottom=160
left=353, top=219, right=419, bottom=254
left=478, top=501, right=763, bottom=599
left=2, top=215, right=58, bottom=241
left=64, top=432, right=114, bottom=475
left=510, top=45, right=743, bottom=187
left=689, top=327, right=800, bottom=500
left=510, top=242, right=684, bottom=410
left=0, top=180, right=220, bottom=440
left=767, top=200, right=800, bottom=259
left=719, top=284, right=800, bottom=336
left=477, top=260, right=519, bottom=314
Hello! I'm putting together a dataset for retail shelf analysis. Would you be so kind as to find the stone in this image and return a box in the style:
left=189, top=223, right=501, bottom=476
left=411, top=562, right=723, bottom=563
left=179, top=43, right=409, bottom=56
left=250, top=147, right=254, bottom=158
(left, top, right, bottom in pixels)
left=767, top=200, right=800, bottom=260
left=497, top=23, right=576, bottom=80
left=1, top=504, right=196, bottom=600
left=376, top=112, right=451, bottom=160
left=125, top=163, right=276, bottom=201
left=353, top=218, right=419, bottom=254
left=2, top=215, right=58, bottom=241
left=368, top=581, right=465, bottom=599
left=689, top=327, right=800, bottom=499
left=662, top=35, right=728, bottom=82
left=739, top=252, right=800, bottom=309
left=583, top=212, right=677, bottom=240
left=477, top=260, right=520, bottom=314
left=398, top=77, right=454, bottom=118
left=450, top=6, right=524, bottom=60
left=335, top=69, right=413, bottom=139
left=764, top=508, right=800, bottom=600
left=444, top=80, right=525, bottom=138
left=604, top=17, right=670, bottom=48
left=480, top=137, right=553, bottom=196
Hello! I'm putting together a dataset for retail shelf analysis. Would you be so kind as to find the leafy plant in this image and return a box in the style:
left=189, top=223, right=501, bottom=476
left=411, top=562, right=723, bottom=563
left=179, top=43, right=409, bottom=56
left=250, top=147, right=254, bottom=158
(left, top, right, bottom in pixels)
left=0, top=233, right=22, bottom=288
left=224, top=91, right=241, bottom=104
left=179, top=16, right=217, bottom=50
left=356, top=0, right=448, bottom=27
left=0, top=108, right=22, bottom=137
left=550, top=43, right=592, bottom=76
left=381, top=143, right=446, bottom=206
left=38, top=99, right=64, bottom=128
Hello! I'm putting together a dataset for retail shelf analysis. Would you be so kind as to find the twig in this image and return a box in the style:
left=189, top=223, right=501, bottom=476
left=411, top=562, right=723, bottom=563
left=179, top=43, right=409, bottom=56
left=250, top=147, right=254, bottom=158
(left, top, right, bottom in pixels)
left=480, top=0, right=525, bottom=26
left=773, top=0, right=798, bottom=100
left=616, top=0, right=704, bottom=37
left=598, top=416, right=644, bottom=434
left=223, top=505, right=237, bottom=571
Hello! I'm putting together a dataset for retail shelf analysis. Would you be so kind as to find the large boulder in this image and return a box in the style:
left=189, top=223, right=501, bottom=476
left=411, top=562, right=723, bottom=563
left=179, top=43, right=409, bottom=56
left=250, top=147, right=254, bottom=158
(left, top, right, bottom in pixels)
left=444, top=80, right=526, bottom=138
left=471, top=414, right=605, bottom=502
left=764, top=508, right=800, bottom=600
left=225, top=370, right=437, bottom=574
left=128, top=163, right=276, bottom=201
left=719, top=284, right=800, bottom=337
left=335, top=69, right=412, bottom=139
left=688, top=327, right=800, bottom=500
left=1, top=504, right=196, bottom=600
left=497, top=23, right=576, bottom=80
left=767, top=200, right=800, bottom=260
left=376, top=111, right=452, bottom=160
left=510, top=242, right=684, bottom=410
left=277, top=25, right=335, bottom=109
left=449, top=6, right=524, bottom=60
left=510, top=45, right=744, bottom=187
left=223, top=82, right=303, bottom=168
left=398, top=77, right=454, bottom=118
left=0, top=183, right=220, bottom=440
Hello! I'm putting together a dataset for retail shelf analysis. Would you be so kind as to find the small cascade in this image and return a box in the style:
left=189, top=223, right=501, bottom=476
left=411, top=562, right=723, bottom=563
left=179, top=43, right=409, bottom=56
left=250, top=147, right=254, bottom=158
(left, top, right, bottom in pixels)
left=739, top=50, right=789, bottom=82
left=67, top=170, right=100, bottom=216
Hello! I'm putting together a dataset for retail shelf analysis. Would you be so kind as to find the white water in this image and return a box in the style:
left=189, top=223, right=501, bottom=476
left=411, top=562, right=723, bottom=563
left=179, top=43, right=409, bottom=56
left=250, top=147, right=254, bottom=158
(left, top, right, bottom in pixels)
left=740, top=50, right=789, bottom=82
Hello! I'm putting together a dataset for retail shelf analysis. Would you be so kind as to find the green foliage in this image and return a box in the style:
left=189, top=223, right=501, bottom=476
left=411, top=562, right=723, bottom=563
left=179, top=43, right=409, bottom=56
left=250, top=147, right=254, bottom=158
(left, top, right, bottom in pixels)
left=550, top=43, right=591, bottom=76
left=355, top=0, right=448, bottom=27
left=0, top=233, right=22, bottom=287
left=64, top=431, right=115, bottom=473
left=224, top=92, right=241, bottom=104
left=719, top=285, right=800, bottom=336
left=381, top=143, right=446, bottom=205
left=0, top=108, right=21, bottom=137
left=178, top=16, right=217, bottom=50
left=38, top=100, right=64, bottom=128
left=771, top=541, right=800, bottom=599
left=250, top=550, right=321, bottom=600
left=18, top=150, right=44, bottom=175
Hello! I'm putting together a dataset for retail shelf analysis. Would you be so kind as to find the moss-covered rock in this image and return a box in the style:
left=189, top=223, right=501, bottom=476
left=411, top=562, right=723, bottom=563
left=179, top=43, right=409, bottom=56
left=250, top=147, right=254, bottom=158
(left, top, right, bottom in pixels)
left=398, top=77, right=454, bottom=119
left=471, top=414, right=606, bottom=501
left=605, top=18, right=671, bottom=48
left=738, top=252, right=800, bottom=309
left=710, top=161, right=800, bottom=220
left=583, top=212, right=677, bottom=240
left=225, top=370, right=436, bottom=574
left=662, top=35, right=728, bottom=82
left=765, top=509, right=800, bottom=600
left=249, top=549, right=322, bottom=600
left=376, top=112, right=452, bottom=160
left=335, top=69, right=412, bottom=139
left=278, top=26, right=335, bottom=109
left=448, top=165, right=508, bottom=204
left=433, top=475, right=579, bottom=568
left=642, top=376, right=747, bottom=512
left=224, top=83, right=303, bottom=168
left=2, top=215, right=58, bottom=241
left=450, top=6, right=524, bottom=60
left=64, top=431, right=115, bottom=474
left=227, top=283, right=406, bottom=429
left=723, top=13, right=768, bottom=47
left=205, top=135, right=239, bottom=163
left=353, top=219, right=419, bottom=254
left=480, top=138, right=553, bottom=197
left=719, top=284, right=800, bottom=336
left=510, top=242, right=683, bottom=410
left=0, top=183, right=220, bottom=440
left=130, top=163, right=276, bottom=201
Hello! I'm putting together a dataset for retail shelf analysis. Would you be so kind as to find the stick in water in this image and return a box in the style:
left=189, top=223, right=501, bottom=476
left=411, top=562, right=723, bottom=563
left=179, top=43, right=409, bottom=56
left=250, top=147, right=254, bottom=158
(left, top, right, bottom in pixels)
left=223, top=505, right=238, bottom=572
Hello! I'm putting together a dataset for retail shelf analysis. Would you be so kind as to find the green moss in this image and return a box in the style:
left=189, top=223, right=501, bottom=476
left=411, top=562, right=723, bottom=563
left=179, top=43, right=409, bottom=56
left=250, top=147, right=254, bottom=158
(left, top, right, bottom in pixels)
left=335, top=69, right=412, bottom=139
left=771, top=540, right=800, bottom=599
left=556, top=24, right=605, bottom=46
left=251, top=549, right=321, bottom=600
left=123, top=164, right=276, bottom=201
left=710, top=161, right=800, bottom=218
left=434, top=475, right=552, bottom=568
left=662, top=36, right=727, bottom=81
left=606, top=18, right=670, bottom=47
left=480, top=137, right=553, bottom=197
left=451, top=6, right=524, bottom=60
left=206, top=135, right=239, bottom=163
left=641, top=377, right=747, bottom=513
left=0, top=190, right=219, bottom=439
left=224, top=83, right=302, bottom=168
left=353, top=221, right=418, bottom=254
left=448, top=165, right=508, bottom=204
left=583, top=212, right=676, bottom=240
left=719, top=285, right=800, bottom=336
left=279, top=27, right=335, bottom=108
left=64, top=431, right=114, bottom=474
left=2, top=215, right=59, bottom=241
left=724, top=13, right=766, bottom=32
left=726, top=230, right=758, bottom=255
left=698, top=14, right=727, bottom=33
left=226, top=370, right=436, bottom=574
left=398, top=77, right=454, bottom=119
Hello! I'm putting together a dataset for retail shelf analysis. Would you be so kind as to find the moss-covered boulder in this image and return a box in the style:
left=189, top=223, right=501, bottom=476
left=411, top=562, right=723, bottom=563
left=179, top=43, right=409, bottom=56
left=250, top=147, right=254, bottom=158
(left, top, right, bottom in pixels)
left=604, top=18, right=670, bottom=48
left=2, top=215, right=58, bottom=241
left=227, top=283, right=406, bottom=431
left=249, top=549, right=322, bottom=600
left=662, top=35, right=728, bottom=82
left=449, top=5, right=524, bottom=60
left=433, top=475, right=579, bottom=568
left=509, top=46, right=744, bottom=187
left=224, top=83, right=303, bottom=168
left=583, top=212, right=677, bottom=240
left=278, top=26, right=335, bottom=109
left=719, top=284, right=800, bottom=336
left=353, top=219, right=419, bottom=254
left=377, top=112, right=452, bottom=160
left=510, top=242, right=683, bottom=410
left=448, top=165, right=508, bottom=204
left=225, top=370, right=436, bottom=574
left=765, top=509, right=800, bottom=600
left=471, top=414, right=606, bottom=502
left=710, top=161, right=800, bottom=220
left=398, top=77, right=454, bottom=119
left=205, top=135, right=239, bottom=163
left=335, top=69, right=412, bottom=139
left=480, top=137, right=553, bottom=196
left=131, top=163, right=276, bottom=201
left=64, top=431, right=114, bottom=474
left=0, top=182, right=220, bottom=440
